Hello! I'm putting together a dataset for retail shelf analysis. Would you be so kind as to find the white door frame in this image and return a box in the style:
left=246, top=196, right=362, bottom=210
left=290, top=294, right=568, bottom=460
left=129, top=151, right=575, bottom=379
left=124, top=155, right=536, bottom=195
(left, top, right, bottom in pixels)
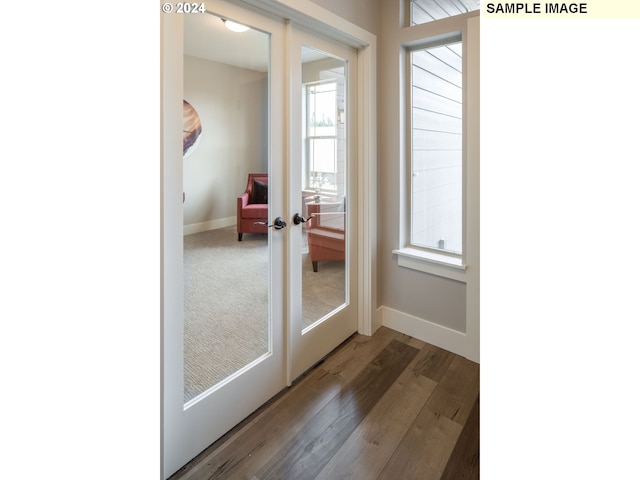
left=161, top=1, right=376, bottom=478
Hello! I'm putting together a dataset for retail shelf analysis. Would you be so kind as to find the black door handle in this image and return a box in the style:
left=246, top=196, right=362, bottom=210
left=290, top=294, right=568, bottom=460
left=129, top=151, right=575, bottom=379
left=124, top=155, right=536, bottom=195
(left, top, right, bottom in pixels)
left=272, top=217, right=287, bottom=229
left=293, top=213, right=309, bottom=225
left=255, top=216, right=287, bottom=230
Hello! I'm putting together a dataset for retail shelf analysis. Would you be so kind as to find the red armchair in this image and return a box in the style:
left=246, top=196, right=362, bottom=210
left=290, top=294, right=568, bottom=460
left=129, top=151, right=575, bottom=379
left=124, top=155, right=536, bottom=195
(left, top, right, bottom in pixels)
left=306, top=202, right=345, bottom=272
left=237, top=173, right=268, bottom=241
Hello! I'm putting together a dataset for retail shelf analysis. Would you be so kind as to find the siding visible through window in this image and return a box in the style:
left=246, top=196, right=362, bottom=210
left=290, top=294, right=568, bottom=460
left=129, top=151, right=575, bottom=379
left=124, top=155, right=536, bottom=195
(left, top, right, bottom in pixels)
left=410, top=41, right=462, bottom=255
left=409, top=0, right=480, bottom=26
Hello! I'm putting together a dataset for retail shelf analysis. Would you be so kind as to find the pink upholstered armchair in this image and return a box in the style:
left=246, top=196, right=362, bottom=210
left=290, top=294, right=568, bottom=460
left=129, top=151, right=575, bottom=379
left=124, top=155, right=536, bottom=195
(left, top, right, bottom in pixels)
left=306, top=202, right=345, bottom=272
left=237, top=173, right=268, bottom=241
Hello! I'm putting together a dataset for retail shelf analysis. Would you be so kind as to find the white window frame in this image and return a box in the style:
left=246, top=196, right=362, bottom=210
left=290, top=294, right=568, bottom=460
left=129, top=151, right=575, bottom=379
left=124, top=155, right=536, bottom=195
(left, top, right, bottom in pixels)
left=304, top=80, right=339, bottom=192
left=394, top=12, right=478, bottom=284
left=408, top=37, right=464, bottom=254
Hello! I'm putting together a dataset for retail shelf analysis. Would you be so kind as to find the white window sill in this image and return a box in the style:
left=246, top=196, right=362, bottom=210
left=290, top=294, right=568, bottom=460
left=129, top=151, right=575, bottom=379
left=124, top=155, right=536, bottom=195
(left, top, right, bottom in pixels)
left=393, top=247, right=467, bottom=283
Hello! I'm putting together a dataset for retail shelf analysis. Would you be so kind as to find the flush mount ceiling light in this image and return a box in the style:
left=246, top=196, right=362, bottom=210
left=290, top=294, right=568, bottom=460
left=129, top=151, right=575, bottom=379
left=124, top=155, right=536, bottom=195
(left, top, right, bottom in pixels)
left=222, top=19, right=249, bottom=33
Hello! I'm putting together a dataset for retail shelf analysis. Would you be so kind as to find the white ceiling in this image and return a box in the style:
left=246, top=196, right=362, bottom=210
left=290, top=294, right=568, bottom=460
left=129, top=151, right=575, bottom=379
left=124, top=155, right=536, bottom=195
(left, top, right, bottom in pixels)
left=184, top=13, right=269, bottom=72
left=184, top=12, right=329, bottom=72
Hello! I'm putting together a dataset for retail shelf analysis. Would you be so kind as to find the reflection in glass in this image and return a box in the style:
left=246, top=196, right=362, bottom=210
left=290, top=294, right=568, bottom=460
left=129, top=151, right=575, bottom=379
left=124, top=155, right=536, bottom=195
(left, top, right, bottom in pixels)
left=182, top=13, right=270, bottom=404
left=300, top=47, right=347, bottom=328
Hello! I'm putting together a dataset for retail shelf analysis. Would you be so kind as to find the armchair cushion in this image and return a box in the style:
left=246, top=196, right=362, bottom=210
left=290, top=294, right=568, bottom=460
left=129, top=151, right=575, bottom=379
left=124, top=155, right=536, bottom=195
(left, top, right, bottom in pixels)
left=253, top=179, right=268, bottom=204
left=242, top=203, right=268, bottom=219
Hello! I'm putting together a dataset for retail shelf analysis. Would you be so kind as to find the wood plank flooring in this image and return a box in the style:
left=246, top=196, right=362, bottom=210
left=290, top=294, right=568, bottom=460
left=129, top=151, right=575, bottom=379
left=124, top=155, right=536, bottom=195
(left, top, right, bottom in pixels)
left=170, top=326, right=479, bottom=480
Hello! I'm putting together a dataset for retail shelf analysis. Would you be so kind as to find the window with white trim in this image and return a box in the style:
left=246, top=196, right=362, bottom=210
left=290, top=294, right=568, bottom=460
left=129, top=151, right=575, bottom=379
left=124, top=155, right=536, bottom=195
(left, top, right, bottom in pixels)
left=409, top=0, right=479, bottom=26
left=410, top=38, right=463, bottom=257
left=304, top=80, right=343, bottom=193
left=395, top=6, right=478, bottom=281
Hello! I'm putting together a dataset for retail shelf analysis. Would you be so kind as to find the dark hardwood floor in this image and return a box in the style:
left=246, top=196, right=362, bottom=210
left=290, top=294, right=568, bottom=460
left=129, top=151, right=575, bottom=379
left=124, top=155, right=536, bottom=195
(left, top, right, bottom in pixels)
left=170, top=326, right=480, bottom=480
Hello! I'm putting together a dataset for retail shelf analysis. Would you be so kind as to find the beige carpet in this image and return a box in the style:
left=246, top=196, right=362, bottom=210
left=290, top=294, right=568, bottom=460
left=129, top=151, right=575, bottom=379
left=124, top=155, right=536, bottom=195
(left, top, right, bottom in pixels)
left=183, top=226, right=344, bottom=403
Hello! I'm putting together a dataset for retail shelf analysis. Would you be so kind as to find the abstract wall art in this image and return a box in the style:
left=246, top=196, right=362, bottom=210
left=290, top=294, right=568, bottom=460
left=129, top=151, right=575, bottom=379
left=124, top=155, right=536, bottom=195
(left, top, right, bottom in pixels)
left=183, top=100, right=202, bottom=158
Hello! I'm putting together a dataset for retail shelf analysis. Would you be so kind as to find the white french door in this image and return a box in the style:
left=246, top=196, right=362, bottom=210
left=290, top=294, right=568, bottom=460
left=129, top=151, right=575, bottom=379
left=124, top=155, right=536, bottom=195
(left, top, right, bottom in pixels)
left=287, top=27, right=359, bottom=381
left=162, top=3, right=287, bottom=478
left=162, top=2, right=361, bottom=478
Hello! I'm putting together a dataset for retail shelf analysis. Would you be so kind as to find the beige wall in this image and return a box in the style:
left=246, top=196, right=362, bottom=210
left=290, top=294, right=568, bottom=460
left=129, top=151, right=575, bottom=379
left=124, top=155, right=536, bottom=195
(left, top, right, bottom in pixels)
left=311, top=0, right=381, bottom=34
left=183, top=55, right=267, bottom=229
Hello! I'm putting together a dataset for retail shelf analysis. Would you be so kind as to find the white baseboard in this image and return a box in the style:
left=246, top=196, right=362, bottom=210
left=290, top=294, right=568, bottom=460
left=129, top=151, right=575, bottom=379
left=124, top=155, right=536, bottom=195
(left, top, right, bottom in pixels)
left=184, top=217, right=236, bottom=236
left=380, top=306, right=468, bottom=358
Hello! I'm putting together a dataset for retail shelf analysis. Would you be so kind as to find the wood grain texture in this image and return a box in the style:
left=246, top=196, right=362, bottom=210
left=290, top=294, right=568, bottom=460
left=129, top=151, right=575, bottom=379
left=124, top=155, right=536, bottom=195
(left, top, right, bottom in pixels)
left=377, top=407, right=462, bottom=480
left=314, top=365, right=437, bottom=479
left=425, top=355, right=480, bottom=425
left=169, top=327, right=480, bottom=480
left=440, top=394, right=480, bottom=480
left=256, top=340, right=419, bottom=480
left=412, top=342, right=455, bottom=382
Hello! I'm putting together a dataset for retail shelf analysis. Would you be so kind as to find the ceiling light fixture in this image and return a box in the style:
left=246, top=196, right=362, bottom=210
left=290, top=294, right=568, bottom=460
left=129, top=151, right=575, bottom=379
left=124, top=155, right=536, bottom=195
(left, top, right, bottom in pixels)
left=222, top=19, right=249, bottom=33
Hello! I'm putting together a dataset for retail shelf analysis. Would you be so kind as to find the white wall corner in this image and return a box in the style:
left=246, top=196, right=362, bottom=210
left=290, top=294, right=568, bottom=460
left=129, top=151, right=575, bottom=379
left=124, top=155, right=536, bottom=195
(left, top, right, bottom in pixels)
left=372, top=306, right=384, bottom=334
left=380, top=306, right=468, bottom=359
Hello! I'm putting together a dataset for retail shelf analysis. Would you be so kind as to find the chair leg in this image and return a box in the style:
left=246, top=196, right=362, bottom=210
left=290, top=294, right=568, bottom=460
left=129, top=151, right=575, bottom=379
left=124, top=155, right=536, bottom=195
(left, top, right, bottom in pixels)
left=238, top=233, right=243, bottom=241
left=312, top=261, right=318, bottom=272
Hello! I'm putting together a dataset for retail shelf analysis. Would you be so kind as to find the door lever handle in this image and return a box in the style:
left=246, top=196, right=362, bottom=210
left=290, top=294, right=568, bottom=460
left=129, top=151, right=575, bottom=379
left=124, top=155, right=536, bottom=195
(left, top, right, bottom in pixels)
left=255, top=216, right=287, bottom=230
left=293, top=213, right=309, bottom=225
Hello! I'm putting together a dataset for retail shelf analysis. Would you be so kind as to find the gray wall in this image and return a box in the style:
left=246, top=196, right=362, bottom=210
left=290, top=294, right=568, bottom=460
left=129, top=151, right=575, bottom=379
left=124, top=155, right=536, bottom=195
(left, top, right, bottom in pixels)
left=377, top=1, right=469, bottom=332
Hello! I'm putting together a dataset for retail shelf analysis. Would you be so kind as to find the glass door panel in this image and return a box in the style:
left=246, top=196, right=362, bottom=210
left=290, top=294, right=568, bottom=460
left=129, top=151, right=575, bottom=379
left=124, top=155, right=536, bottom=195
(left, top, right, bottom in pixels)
left=289, top=28, right=358, bottom=382
left=163, top=5, right=287, bottom=476
left=183, top=11, right=271, bottom=405
left=300, top=47, right=347, bottom=329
